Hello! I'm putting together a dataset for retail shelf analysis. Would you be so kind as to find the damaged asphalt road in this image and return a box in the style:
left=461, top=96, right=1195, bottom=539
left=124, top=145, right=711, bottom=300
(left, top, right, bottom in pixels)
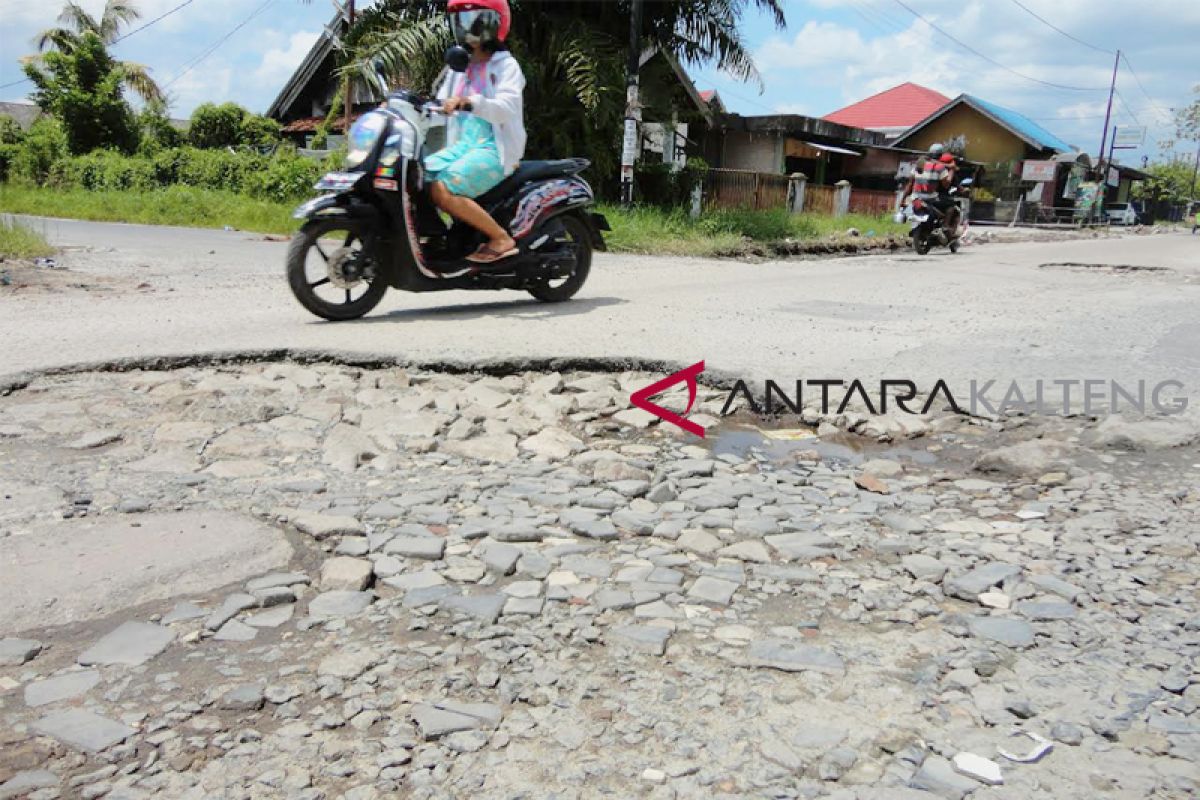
left=2, top=217, right=1200, bottom=427
left=0, top=363, right=1197, bottom=799
left=0, top=219, right=1198, bottom=799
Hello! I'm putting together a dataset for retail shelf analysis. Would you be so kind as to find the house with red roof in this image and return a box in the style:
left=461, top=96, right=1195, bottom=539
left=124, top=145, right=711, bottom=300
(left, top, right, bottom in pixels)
left=823, top=83, right=951, bottom=141
left=698, top=90, right=727, bottom=115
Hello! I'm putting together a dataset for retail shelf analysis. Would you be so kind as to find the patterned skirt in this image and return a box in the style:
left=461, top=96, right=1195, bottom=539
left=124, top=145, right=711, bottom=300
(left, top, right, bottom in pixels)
left=424, top=115, right=506, bottom=199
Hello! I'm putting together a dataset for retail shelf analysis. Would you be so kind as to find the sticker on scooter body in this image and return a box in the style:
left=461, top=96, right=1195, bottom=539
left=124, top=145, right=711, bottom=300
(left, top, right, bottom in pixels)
left=510, top=178, right=593, bottom=239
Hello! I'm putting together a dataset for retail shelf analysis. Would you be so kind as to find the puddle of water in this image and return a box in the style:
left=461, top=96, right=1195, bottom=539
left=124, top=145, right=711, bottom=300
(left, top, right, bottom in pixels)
left=710, top=424, right=940, bottom=468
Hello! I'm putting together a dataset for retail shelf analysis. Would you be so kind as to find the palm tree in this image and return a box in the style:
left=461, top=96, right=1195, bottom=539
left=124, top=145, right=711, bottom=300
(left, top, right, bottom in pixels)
left=30, top=1, right=164, bottom=104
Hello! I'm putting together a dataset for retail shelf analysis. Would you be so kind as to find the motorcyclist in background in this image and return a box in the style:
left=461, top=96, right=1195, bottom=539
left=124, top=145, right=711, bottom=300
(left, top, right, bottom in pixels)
left=899, top=143, right=958, bottom=234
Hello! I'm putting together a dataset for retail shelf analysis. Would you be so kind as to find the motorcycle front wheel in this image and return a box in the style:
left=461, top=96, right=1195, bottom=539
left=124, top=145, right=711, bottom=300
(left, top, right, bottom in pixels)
left=912, top=232, right=932, bottom=255
left=287, top=219, right=387, bottom=321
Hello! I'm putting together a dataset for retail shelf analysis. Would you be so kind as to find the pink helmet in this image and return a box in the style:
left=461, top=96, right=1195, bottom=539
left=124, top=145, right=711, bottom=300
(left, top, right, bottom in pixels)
left=447, top=0, right=511, bottom=45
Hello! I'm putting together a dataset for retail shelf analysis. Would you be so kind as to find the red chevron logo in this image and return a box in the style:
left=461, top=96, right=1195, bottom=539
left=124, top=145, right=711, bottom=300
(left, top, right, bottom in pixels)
left=629, top=360, right=706, bottom=437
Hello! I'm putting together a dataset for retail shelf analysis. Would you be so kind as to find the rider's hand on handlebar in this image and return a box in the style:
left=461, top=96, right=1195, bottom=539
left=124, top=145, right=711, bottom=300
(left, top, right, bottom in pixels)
left=441, top=96, right=473, bottom=114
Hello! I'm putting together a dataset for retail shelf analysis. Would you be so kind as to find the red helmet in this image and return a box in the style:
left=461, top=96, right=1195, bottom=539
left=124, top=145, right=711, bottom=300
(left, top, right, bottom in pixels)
left=447, top=0, right=510, bottom=45
left=939, top=153, right=956, bottom=163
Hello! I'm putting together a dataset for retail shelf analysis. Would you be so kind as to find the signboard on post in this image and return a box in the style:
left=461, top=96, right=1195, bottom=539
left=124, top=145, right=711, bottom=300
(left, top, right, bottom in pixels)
left=1107, top=167, right=1120, bottom=187
left=1112, top=126, right=1146, bottom=148
left=621, top=119, right=638, bottom=167
left=1021, top=160, right=1058, bottom=182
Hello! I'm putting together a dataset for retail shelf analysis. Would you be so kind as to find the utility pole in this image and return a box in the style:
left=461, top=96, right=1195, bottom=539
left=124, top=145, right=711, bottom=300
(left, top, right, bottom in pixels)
left=620, top=0, right=644, bottom=207
left=344, top=0, right=355, bottom=141
left=1095, top=49, right=1120, bottom=220
left=1192, top=140, right=1200, bottom=201
left=1097, top=50, right=1119, bottom=171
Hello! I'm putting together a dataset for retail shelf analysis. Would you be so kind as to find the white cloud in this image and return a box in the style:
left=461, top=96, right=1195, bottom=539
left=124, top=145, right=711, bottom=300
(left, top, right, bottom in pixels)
left=756, top=21, right=867, bottom=72
left=749, top=0, right=1197, bottom=159
left=252, top=29, right=320, bottom=91
left=774, top=102, right=814, bottom=115
left=167, top=66, right=234, bottom=116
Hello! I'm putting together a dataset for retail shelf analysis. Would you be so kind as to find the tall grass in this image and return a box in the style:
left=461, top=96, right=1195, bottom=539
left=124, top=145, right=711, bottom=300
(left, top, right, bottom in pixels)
left=0, top=215, right=54, bottom=259
left=0, top=185, right=907, bottom=257
left=598, top=204, right=907, bottom=256
left=0, top=185, right=299, bottom=235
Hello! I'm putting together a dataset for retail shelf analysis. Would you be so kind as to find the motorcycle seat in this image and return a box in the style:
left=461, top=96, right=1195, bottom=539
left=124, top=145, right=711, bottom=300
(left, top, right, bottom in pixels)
left=476, top=158, right=589, bottom=207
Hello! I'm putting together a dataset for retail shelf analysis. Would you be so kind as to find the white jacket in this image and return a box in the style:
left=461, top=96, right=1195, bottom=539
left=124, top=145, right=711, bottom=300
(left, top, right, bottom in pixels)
left=433, top=51, right=527, bottom=175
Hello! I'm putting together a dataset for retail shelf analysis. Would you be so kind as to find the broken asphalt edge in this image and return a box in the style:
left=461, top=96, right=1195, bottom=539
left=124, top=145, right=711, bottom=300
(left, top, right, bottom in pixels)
left=0, top=348, right=745, bottom=398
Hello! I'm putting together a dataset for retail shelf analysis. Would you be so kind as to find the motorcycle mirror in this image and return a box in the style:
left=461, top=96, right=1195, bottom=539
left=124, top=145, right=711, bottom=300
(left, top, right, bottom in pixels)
left=444, top=45, right=470, bottom=73
left=368, top=57, right=389, bottom=94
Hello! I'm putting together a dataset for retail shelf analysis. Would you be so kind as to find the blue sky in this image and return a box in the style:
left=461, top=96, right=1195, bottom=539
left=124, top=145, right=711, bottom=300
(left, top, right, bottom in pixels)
left=2, top=0, right=1196, bottom=164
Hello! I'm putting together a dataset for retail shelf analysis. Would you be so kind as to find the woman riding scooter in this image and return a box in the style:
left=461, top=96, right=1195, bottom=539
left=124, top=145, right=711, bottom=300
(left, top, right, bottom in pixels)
left=427, top=0, right=527, bottom=264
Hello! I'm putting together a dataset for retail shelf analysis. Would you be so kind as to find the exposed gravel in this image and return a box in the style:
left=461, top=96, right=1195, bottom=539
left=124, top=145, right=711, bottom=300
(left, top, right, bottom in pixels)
left=0, top=362, right=1197, bottom=800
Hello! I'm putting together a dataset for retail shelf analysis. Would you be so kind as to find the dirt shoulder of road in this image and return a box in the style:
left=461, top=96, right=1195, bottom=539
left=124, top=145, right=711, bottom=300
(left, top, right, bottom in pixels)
left=0, top=257, right=149, bottom=295
left=710, top=223, right=1171, bottom=260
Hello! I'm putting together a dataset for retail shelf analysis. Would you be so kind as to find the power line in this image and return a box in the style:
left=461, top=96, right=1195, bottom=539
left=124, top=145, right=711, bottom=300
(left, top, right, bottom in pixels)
left=890, top=0, right=1107, bottom=92
left=1119, top=52, right=1173, bottom=123
left=844, top=0, right=906, bottom=38
left=111, top=0, right=199, bottom=46
left=855, top=0, right=913, bottom=34
left=709, top=85, right=778, bottom=115
left=164, top=0, right=278, bottom=89
left=1027, top=109, right=1160, bottom=122
left=1006, top=0, right=1113, bottom=55
left=1, top=1, right=200, bottom=93
left=1113, top=88, right=1141, bottom=127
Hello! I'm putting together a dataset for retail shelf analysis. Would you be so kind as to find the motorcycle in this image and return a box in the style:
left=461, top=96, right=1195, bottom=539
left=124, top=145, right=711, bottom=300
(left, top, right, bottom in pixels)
left=898, top=178, right=972, bottom=255
left=287, top=56, right=609, bottom=321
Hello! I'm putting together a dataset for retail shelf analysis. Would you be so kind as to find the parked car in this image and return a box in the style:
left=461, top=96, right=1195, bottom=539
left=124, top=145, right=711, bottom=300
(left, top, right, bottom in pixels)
left=1105, top=202, right=1141, bottom=226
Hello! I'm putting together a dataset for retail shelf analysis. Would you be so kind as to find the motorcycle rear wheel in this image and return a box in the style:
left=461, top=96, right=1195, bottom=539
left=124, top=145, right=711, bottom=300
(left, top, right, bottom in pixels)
left=287, top=219, right=387, bottom=321
left=528, top=215, right=592, bottom=303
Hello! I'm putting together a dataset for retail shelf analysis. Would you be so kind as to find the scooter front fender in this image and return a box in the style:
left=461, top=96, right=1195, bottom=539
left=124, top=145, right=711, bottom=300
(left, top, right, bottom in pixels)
left=292, top=193, right=382, bottom=226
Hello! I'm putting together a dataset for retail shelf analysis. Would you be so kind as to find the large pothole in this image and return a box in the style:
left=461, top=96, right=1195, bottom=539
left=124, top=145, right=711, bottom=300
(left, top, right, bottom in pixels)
left=1, top=360, right=1197, bottom=800
left=0, top=511, right=292, bottom=636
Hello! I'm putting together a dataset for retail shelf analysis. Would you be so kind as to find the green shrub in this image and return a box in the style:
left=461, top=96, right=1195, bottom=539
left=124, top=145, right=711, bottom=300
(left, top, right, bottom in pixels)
left=189, top=102, right=246, bottom=149
left=188, top=104, right=282, bottom=150
left=240, top=114, right=282, bottom=148
left=136, top=101, right=183, bottom=155
left=49, top=150, right=157, bottom=191
left=11, top=117, right=69, bottom=184
left=0, top=115, right=24, bottom=146
left=633, top=156, right=709, bottom=209
left=0, top=143, right=19, bottom=182
left=175, top=147, right=269, bottom=193
left=245, top=156, right=323, bottom=200
left=12, top=140, right=322, bottom=200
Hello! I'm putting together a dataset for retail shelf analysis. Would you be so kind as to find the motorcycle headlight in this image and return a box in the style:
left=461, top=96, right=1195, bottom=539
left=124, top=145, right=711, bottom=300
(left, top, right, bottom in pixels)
left=345, top=112, right=388, bottom=169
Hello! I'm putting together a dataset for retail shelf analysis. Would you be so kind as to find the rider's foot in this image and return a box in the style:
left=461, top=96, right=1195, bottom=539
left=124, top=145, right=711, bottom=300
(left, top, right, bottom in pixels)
left=467, top=236, right=518, bottom=264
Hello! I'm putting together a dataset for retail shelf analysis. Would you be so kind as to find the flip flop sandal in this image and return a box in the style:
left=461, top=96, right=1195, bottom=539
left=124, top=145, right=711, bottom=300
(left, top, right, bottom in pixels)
left=466, top=244, right=519, bottom=264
